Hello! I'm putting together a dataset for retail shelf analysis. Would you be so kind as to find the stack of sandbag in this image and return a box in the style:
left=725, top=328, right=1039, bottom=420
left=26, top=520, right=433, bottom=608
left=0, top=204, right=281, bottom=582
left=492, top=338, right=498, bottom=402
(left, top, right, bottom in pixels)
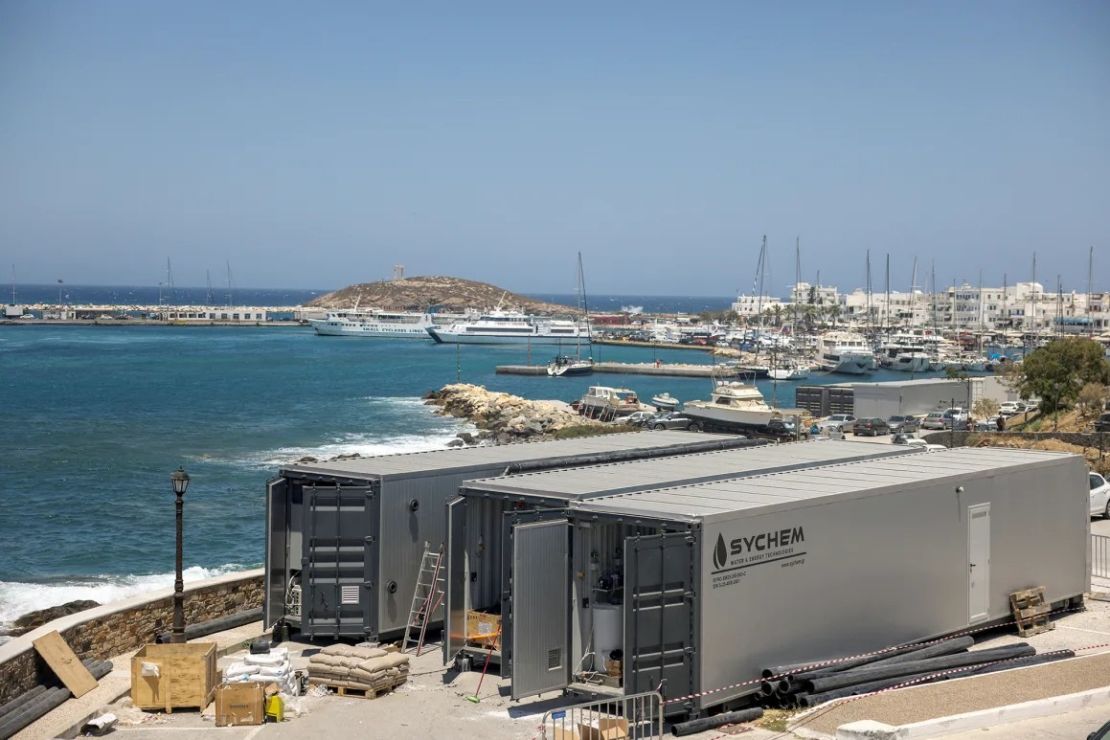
left=307, top=644, right=410, bottom=691
left=224, top=647, right=297, bottom=695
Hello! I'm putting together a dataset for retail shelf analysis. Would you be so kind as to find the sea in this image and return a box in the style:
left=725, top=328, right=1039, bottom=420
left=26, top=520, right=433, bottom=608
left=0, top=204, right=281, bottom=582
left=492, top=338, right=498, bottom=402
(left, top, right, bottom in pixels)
left=0, top=289, right=956, bottom=635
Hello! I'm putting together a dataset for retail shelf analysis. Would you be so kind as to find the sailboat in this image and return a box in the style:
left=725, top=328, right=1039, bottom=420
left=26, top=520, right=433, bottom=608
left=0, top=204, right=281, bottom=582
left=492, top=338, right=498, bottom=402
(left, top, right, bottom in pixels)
left=547, top=252, right=595, bottom=376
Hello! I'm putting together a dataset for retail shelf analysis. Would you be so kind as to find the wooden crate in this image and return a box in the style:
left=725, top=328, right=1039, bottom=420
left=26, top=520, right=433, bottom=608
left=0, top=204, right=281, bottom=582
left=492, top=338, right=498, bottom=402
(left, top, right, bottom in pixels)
left=131, top=643, right=218, bottom=712
left=466, top=611, right=501, bottom=650
left=214, top=682, right=265, bottom=727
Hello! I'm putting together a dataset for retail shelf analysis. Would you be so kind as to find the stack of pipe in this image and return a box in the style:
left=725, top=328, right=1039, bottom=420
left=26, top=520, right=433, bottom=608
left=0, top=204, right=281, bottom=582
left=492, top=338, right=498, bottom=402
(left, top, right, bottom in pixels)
left=0, top=659, right=113, bottom=739
left=758, top=638, right=1074, bottom=709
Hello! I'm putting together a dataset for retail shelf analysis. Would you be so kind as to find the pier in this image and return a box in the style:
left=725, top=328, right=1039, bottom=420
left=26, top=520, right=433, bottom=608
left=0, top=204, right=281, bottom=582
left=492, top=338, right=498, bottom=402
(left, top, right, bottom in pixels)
left=592, top=338, right=712, bottom=351
left=496, top=361, right=746, bottom=378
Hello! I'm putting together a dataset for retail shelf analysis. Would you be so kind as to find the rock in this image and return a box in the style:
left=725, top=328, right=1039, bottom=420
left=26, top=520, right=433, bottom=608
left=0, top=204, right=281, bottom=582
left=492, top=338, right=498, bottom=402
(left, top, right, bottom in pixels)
left=447, top=439, right=465, bottom=447
left=10, top=600, right=100, bottom=636
left=296, top=456, right=319, bottom=464
left=457, top=432, right=477, bottom=445
left=333, top=453, right=362, bottom=461
left=424, top=384, right=609, bottom=443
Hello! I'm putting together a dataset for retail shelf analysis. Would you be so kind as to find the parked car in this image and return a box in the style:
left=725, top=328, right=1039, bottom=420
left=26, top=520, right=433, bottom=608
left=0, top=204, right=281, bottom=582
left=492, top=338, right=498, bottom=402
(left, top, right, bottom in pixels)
left=943, top=408, right=969, bottom=430
left=649, top=412, right=695, bottom=431
left=1089, top=472, right=1110, bottom=518
left=852, top=417, right=891, bottom=436
left=615, top=410, right=655, bottom=427
left=972, top=419, right=997, bottom=432
left=887, top=415, right=920, bottom=434
left=999, top=402, right=1021, bottom=416
left=921, top=411, right=948, bottom=430
left=1095, top=412, right=1110, bottom=433
left=817, top=414, right=856, bottom=433
left=766, top=418, right=805, bottom=439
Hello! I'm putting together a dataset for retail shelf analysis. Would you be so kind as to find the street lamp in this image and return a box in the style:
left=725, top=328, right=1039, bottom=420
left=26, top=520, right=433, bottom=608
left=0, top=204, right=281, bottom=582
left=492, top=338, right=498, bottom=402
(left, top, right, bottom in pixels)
left=170, top=467, right=190, bottom=644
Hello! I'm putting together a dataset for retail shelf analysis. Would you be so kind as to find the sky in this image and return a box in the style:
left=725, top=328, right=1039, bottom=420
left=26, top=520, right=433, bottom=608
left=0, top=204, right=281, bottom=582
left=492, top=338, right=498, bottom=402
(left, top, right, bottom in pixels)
left=1, top=2, right=1108, bottom=297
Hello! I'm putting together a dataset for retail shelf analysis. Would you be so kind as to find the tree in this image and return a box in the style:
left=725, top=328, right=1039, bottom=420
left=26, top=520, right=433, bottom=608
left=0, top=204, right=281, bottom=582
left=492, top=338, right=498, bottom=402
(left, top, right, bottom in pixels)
left=973, top=398, right=1000, bottom=421
left=1077, top=382, right=1108, bottom=420
left=1016, top=338, right=1110, bottom=414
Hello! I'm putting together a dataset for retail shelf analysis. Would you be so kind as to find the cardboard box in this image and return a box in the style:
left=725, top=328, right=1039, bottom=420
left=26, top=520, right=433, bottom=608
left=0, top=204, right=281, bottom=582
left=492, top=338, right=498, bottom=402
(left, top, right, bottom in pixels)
left=466, top=610, right=501, bottom=650
left=130, top=643, right=218, bottom=712
left=214, top=682, right=265, bottom=727
left=578, top=718, right=629, bottom=740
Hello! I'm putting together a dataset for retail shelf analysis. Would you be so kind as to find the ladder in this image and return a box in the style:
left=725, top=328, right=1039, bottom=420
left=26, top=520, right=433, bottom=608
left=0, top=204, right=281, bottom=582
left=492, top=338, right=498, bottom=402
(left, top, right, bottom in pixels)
left=402, top=544, right=446, bottom=656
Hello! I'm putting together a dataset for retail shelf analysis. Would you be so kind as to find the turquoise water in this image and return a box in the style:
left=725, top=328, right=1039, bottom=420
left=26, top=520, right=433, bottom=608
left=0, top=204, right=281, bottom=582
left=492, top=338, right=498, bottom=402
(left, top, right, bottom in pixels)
left=0, top=324, right=943, bottom=625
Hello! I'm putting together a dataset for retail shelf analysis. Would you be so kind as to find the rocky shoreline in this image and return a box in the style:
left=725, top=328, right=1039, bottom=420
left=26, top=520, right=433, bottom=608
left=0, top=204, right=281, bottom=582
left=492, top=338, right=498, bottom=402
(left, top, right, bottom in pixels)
left=426, top=383, right=614, bottom=445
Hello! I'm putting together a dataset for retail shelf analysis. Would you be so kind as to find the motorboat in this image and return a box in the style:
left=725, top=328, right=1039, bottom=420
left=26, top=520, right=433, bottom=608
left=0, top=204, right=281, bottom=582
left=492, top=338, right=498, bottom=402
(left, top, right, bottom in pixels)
left=816, top=331, right=875, bottom=375
left=578, top=386, right=644, bottom=420
left=427, top=309, right=586, bottom=345
left=310, top=308, right=433, bottom=338
left=650, top=392, right=680, bottom=411
left=547, top=356, right=594, bottom=376
left=890, top=350, right=931, bottom=373
left=683, top=381, right=782, bottom=429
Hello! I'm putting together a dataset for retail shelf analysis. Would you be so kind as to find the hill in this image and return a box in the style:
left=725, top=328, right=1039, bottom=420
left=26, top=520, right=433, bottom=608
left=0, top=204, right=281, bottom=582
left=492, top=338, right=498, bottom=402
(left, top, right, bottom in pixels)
left=308, top=276, right=578, bottom=315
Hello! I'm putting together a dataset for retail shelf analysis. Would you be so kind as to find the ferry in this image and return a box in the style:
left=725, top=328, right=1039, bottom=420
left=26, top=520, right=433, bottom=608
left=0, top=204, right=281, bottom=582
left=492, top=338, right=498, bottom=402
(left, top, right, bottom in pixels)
left=816, top=331, right=875, bottom=375
left=310, top=308, right=433, bottom=338
left=426, top=309, right=586, bottom=345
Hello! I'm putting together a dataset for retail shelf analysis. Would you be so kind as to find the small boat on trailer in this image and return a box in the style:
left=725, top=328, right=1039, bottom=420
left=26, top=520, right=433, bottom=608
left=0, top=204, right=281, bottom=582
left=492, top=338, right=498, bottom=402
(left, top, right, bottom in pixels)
left=651, top=392, right=680, bottom=411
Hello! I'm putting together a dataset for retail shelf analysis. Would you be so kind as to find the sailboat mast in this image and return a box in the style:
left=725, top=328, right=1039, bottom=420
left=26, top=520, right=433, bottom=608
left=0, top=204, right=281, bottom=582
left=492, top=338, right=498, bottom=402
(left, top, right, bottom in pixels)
left=910, top=256, right=918, bottom=330
left=794, top=237, right=801, bottom=335
left=865, top=250, right=872, bottom=337
left=1087, top=248, right=1096, bottom=341
left=226, top=260, right=233, bottom=307
left=884, top=253, right=891, bottom=336
left=10, top=264, right=15, bottom=305
left=577, top=251, right=593, bottom=357
left=206, top=270, right=213, bottom=306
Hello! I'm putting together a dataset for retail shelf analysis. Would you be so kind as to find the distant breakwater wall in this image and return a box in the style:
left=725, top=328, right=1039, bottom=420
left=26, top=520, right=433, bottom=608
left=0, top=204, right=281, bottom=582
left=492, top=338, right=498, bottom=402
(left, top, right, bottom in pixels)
left=0, top=569, right=263, bottom=704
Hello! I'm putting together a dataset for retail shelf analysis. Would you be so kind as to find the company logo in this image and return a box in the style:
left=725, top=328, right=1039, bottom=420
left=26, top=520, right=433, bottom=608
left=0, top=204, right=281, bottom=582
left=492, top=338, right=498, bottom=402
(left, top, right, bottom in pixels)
left=713, top=533, right=728, bottom=569
left=712, top=526, right=806, bottom=571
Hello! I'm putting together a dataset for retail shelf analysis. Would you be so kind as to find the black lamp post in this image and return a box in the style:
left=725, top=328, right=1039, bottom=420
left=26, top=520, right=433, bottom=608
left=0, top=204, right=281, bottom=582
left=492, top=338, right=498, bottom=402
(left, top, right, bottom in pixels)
left=170, top=467, right=190, bottom=644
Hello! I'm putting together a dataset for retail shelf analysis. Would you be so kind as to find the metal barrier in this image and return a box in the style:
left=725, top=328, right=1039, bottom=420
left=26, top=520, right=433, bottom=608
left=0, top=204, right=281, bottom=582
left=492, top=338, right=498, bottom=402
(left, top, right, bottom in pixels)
left=1095, top=534, right=1110, bottom=580
left=540, top=691, right=663, bottom=739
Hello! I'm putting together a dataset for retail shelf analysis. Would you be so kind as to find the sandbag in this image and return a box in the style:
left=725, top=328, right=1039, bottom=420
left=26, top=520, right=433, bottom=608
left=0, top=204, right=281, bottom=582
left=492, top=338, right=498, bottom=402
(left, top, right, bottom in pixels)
left=355, top=654, right=410, bottom=673
left=245, top=651, right=288, bottom=667
left=224, top=662, right=260, bottom=678
left=320, top=644, right=387, bottom=660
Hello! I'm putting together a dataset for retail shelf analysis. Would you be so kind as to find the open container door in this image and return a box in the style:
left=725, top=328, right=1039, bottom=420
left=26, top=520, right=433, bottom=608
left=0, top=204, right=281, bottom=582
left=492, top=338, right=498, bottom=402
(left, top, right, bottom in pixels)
left=444, top=496, right=468, bottom=665
left=500, top=508, right=567, bottom=678
left=264, top=477, right=289, bottom=629
left=509, top=518, right=571, bottom=700
left=624, top=532, right=697, bottom=705
left=301, top=484, right=379, bottom=639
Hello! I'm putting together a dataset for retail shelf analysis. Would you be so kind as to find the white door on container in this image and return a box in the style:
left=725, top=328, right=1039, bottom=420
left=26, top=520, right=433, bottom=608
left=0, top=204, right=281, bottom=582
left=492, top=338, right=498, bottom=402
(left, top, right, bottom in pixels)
left=967, top=503, right=991, bottom=623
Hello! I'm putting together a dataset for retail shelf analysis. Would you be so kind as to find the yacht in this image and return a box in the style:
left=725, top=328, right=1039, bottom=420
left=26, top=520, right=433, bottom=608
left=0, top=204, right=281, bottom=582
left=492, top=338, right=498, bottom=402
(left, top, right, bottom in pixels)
left=683, top=381, right=781, bottom=429
left=577, top=386, right=644, bottom=420
left=768, top=363, right=810, bottom=381
left=890, top=350, right=932, bottom=373
left=547, top=355, right=594, bottom=376
left=310, top=308, right=433, bottom=338
left=426, top=309, right=586, bottom=345
left=816, top=331, right=875, bottom=375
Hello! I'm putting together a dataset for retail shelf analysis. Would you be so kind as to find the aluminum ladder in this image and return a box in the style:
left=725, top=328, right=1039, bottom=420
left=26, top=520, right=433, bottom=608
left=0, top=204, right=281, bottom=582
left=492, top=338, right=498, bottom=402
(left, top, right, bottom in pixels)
left=401, top=543, right=445, bottom=656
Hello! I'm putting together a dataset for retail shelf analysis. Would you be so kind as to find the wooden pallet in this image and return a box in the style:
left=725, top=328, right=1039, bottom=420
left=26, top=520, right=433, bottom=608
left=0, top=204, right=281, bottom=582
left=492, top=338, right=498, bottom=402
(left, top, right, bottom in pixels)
left=1010, top=586, right=1053, bottom=637
left=309, top=677, right=407, bottom=700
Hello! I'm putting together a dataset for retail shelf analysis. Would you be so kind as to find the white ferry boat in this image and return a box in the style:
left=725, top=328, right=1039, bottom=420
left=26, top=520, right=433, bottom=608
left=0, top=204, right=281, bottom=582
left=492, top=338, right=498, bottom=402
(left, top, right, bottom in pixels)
left=426, top=309, right=586, bottom=345
left=310, top=308, right=433, bottom=338
left=816, top=331, right=875, bottom=375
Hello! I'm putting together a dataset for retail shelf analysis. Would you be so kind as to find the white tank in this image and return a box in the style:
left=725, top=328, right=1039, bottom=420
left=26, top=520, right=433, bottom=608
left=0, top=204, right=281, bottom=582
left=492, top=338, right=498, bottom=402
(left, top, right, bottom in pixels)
left=591, top=604, right=623, bottom=672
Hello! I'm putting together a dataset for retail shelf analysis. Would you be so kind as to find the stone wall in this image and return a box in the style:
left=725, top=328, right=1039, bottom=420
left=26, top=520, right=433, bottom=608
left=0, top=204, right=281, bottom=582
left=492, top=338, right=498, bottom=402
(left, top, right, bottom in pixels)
left=0, top=570, right=262, bottom=704
left=923, top=430, right=1108, bottom=449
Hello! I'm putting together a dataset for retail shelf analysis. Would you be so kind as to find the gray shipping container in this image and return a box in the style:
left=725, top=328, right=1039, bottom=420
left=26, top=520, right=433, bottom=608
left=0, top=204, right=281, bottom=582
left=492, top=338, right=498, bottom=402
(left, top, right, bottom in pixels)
left=264, top=430, right=750, bottom=640
left=445, top=440, right=922, bottom=673
left=489, top=447, right=1088, bottom=715
left=852, top=377, right=982, bottom=418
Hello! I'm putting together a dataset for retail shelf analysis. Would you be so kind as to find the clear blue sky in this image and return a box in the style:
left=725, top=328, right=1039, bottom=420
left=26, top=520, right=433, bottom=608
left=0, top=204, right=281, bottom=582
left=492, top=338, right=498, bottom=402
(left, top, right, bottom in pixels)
left=1, top=1, right=1107, bottom=296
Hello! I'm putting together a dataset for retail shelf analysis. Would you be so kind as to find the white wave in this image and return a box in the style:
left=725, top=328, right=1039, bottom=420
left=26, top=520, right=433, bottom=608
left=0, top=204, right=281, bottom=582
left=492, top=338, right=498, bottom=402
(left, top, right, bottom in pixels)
left=0, top=564, right=253, bottom=637
left=253, top=429, right=471, bottom=467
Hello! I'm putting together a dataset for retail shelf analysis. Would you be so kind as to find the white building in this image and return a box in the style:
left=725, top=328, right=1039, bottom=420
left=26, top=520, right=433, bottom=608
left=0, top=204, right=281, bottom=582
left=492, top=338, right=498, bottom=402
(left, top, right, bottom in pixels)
left=731, top=294, right=784, bottom=319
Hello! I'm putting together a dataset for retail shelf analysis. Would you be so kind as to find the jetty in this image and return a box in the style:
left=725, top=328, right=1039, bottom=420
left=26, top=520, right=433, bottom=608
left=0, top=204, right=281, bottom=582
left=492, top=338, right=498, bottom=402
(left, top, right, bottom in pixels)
left=497, top=361, right=746, bottom=378
left=592, top=338, right=712, bottom=351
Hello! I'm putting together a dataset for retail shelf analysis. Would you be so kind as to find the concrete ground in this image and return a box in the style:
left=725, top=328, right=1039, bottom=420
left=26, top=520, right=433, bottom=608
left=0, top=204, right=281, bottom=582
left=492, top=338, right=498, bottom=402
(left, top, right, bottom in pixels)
left=941, top=700, right=1110, bottom=739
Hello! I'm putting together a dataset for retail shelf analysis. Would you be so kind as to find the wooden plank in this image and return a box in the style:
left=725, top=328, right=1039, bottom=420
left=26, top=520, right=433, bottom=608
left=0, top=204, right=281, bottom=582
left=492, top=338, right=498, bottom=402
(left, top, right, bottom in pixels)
left=32, top=631, right=98, bottom=698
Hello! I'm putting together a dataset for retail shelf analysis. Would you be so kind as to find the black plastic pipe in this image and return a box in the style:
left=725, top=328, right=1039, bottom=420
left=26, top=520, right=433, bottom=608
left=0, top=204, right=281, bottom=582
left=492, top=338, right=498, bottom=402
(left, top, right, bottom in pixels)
left=863, top=636, right=974, bottom=669
left=964, top=650, right=1074, bottom=677
left=791, top=643, right=929, bottom=680
left=805, top=644, right=1035, bottom=693
left=156, top=606, right=262, bottom=643
left=0, top=685, right=47, bottom=719
left=672, top=708, right=764, bottom=736
left=0, top=659, right=112, bottom=739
